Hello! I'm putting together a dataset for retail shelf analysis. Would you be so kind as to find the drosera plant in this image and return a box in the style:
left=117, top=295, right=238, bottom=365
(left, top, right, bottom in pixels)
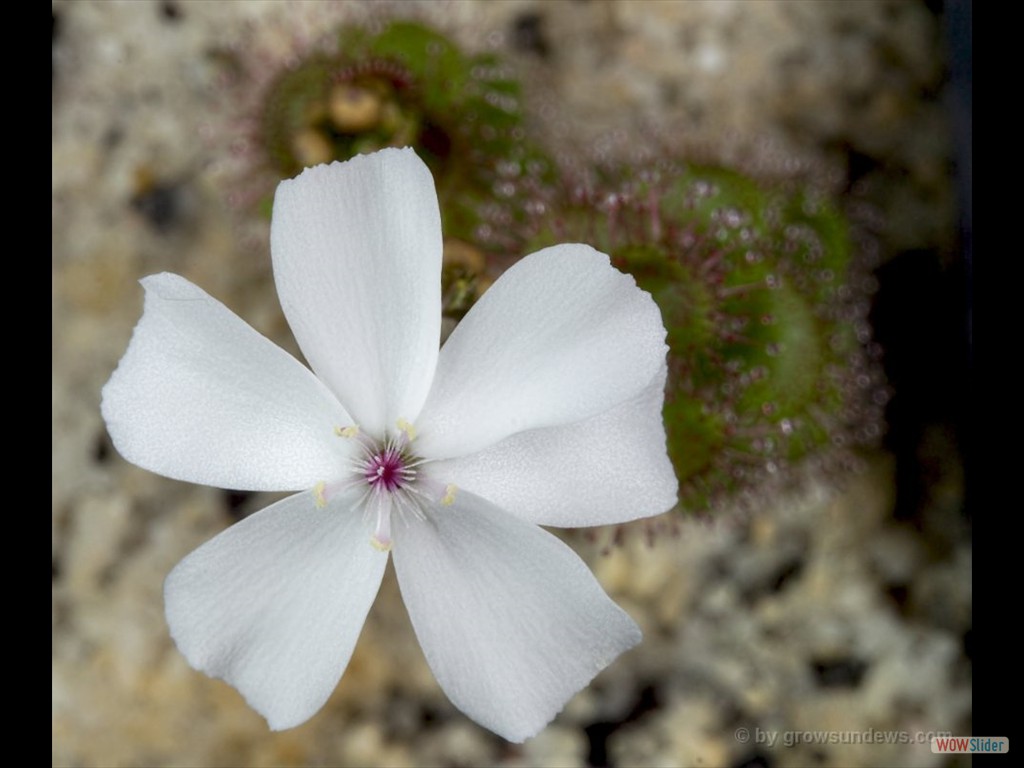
left=216, top=16, right=553, bottom=250
left=203, top=9, right=884, bottom=522
left=208, top=14, right=554, bottom=322
left=523, top=156, right=888, bottom=515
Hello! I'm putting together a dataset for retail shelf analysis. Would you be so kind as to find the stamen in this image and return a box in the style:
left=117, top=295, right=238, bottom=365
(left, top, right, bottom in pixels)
left=392, top=486, right=428, bottom=522
left=441, top=484, right=458, bottom=506
left=313, top=481, right=327, bottom=509
left=400, top=456, right=432, bottom=470
left=335, top=425, right=360, bottom=438
left=396, top=418, right=417, bottom=442
left=370, top=497, right=393, bottom=551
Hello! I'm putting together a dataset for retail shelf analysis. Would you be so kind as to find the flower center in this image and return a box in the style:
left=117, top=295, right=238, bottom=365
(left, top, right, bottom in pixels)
left=365, top=447, right=406, bottom=492
left=315, top=420, right=455, bottom=553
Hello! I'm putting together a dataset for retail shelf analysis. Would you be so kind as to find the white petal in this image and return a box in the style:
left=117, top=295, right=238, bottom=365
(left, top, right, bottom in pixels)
left=415, top=244, right=668, bottom=459
left=392, top=491, right=640, bottom=742
left=271, top=148, right=442, bottom=437
left=101, top=273, right=353, bottom=491
left=427, top=366, right=677, bottom=527
left=165, top=490, right=388, bottom=731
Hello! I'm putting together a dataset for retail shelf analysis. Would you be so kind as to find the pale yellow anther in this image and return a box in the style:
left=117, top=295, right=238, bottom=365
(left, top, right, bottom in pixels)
left=441, top=484, right=458, bottom=507
left=335, top=425, right=360, bottom=438
left=370, top=536, right=393, bottom=552
left=396, top=418, right=417, bottom=442
left=313, top=481, right=327, bottom=509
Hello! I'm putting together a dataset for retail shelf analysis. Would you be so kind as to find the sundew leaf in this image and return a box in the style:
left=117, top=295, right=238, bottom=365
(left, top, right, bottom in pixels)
left=527, top=160, right=879, bottom=512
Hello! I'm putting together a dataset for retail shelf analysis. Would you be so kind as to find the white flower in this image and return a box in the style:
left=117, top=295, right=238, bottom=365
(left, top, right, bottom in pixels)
left=101, top=147, right=677, bottom=742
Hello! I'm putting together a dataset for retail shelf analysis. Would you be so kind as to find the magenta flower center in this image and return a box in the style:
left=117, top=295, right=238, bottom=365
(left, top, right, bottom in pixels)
left=321, top=422, right=443, bottom=552
left=365, top=447, right=406, bottom=492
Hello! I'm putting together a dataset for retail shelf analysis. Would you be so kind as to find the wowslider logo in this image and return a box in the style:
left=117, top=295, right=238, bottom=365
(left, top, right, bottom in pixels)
left=932, top=736, right=1009, bottom=754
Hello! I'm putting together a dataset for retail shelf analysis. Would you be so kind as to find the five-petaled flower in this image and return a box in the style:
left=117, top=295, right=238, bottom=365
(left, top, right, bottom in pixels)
left=101, top=148, right=677, bottom=742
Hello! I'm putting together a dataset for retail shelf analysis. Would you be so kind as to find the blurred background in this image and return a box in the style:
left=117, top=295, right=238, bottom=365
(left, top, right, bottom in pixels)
left=52, top=1, right=970, bottom=766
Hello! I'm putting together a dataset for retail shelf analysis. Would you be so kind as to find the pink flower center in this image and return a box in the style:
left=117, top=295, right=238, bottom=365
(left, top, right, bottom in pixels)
left=365, top=448, right=405, bottom=492
left=320, top=421, right=451, bottom=553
